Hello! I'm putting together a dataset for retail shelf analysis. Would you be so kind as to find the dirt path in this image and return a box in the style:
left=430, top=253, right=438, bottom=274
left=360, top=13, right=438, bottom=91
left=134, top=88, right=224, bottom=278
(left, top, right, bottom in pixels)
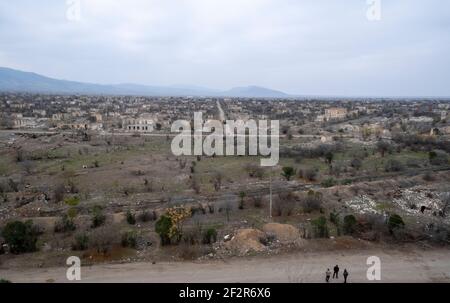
left=2, top=248, right=450, bottom=283
left=216, top=100, right=226, bottom=122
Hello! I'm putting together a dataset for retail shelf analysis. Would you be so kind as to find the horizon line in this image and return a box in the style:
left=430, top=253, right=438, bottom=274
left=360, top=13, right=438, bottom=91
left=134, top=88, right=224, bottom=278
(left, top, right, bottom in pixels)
left=1, top=66, right=450, bottom=100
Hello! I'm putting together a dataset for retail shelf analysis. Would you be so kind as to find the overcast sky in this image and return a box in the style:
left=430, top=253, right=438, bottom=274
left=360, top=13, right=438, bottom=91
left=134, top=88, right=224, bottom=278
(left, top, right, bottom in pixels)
left=0, top=0, right=449, bottom=97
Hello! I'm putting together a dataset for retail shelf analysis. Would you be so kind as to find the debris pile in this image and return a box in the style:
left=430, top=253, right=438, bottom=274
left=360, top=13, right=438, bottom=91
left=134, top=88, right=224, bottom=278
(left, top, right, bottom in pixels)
left=345, top=195, right=380, bottom=214
left=262, top=223, right=301, bottom=244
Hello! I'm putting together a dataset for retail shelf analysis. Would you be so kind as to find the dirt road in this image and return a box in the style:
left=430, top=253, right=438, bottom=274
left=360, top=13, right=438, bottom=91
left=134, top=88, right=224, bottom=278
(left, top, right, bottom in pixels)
left=216, top=100, right=226, bottom=122
left=2, top=248, right=450, bottom=283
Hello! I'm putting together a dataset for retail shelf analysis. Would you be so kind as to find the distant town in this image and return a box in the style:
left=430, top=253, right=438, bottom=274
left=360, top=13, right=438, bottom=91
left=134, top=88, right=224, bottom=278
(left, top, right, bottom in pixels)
left=1, top=93, right=449, bottom=140
left=1, top=91, right=450, bottom=282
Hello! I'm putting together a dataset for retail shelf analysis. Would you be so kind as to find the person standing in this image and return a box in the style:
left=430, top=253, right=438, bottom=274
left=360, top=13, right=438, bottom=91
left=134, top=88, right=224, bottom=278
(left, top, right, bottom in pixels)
left=333, top=265, right=339, bottom=279
left=343, top=269, right=349, bottom=283
left=325, top=268, right=331, bottom=282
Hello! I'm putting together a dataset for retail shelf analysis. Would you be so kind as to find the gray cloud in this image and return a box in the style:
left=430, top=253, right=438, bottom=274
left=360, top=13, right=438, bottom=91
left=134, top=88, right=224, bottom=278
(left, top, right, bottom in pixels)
left=0, top=0, right=449, bottom=96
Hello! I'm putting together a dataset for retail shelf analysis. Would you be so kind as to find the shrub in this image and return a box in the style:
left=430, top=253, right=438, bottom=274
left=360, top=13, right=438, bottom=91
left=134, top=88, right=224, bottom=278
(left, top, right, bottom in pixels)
left=7, top=178, right=18, bottom=193
left=341, top=179, right=352, bottom=185
left=91, top=206, right=106, bottom=228
left=343, top=215, right=357, bottom=235
left=384, top=159, right=404, bottom=172
left=54, top=214, right=76, bottom=233
left=329, top=212, right=340, bottom=225
left=252, top=195, right=263, bottom=208
left=350, top=158, right=362, bottom=170
left=121, top=231, right=137, bottom=248
left=388, top=214, right=405, bottom=234
left=211, top=171, right=222, bottom=192
left=155, top=215, right=172, bottom=245
left=311, top=216, right=329, bottom=238
left=324, top=151, right=334, bottom=165
left=126, top=210, right=136, bottom=225
left=207, top=203, right=214, bottom=214
left=54, top=184, right=66, bottom=202
left=302, top=190, right=323, bottom=213
left=67, top=207, right=78, bottom=219
left=182, top=224, right=203, bottom=245
left=238, top=192, right=246, bottom=210
left=89, top=226, right=120, bottom=254
left=0, top=279, right=11, bottom=283
left=67, top=179, right=79, bottom=194
left=165, top=207, right=192, bottom=241
left=300, top=167, right=318, bottom=181
left=245, top=163, right=264, bottom=179
left=330, top=212, right=342, bottom=235
left=429, top=150, right=449, bottom=166
left=178, top=243, right=206, bottom=260
left=273, top=192, right=296, bottom=216
left=191, top=204, right=206, bottom=216
left=138, top=210, right=157, bottom=222
left=72, top=233, right=89, bottom=251
left=360, top=213, right=388, bottom=234
left=281, top=166, right=296, bottom=181
left=321, top=177, right=336, bottom=188
left=376, top=140, right=392, bottom=157
left=429, top=150, right=437, bottom=160
left=1, top=220, right=40, bottom=254
left=202, top=228, right=217, bottom=245
left=64, top=196, right=80, bottom=206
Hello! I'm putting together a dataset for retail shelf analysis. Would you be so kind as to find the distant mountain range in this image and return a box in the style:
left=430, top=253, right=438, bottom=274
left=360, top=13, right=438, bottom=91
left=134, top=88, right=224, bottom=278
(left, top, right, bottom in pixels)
left=0, top=67, right=290, bottom=98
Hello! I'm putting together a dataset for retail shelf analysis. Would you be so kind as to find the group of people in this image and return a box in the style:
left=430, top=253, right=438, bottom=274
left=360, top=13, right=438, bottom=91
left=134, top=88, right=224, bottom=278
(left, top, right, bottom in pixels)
left=325, top=265, right=349, bottom=283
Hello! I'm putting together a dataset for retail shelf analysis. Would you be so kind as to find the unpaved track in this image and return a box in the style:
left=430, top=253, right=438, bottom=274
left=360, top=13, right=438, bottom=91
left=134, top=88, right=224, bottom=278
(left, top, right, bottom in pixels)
left=216, top=100, right=226, bottom=121
left=2, top=249, right=450, bottom=283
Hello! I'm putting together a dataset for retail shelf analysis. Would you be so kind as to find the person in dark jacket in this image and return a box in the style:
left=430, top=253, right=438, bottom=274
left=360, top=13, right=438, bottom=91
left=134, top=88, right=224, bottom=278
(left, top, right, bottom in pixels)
left=343, top=269, right=349, bottom=283
left=325, top=268, right=331, bottom=282
left=333, top=265, right=339, bottom=279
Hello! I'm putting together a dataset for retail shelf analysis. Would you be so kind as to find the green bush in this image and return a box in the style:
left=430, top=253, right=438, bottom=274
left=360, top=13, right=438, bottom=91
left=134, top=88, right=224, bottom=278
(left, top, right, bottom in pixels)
left=429, top=150, right=449, bottom=166
left=0, top=279, right=12, bottom=283
left=67, top=207, right=78, bottom=219
left=1, top=220, right=40, bottom=254
left=155, top=215, right=172, bottom=245
left=72, top=233, right=89, bottom=251
left=429, top=151, right=437, bottom=160
left=91, top=206, right=106, bottom=228
left=341, top=179, right=352, bottom=185
left=321, top=177, right=336, bottom=188
left=202, top=228, right=217, bottom=244
left=126, top=210, right=136, bottom=225
left=312, top=216, right=329, bottom=238
left=388, top=214, right=405, bottom=234
left=121, top=231, right=137, bottom=248
left=329, top=212, right=340, bottom=225
left=281, top=166, right=296, bottom=181
left=64, top=196, right=80, bottom=206
left=343, top=215, right=357, bottom=235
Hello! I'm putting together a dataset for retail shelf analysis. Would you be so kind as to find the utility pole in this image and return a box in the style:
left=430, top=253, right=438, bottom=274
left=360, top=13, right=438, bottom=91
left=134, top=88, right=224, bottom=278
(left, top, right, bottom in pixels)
left=269, top=168, right=273, bottom=219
